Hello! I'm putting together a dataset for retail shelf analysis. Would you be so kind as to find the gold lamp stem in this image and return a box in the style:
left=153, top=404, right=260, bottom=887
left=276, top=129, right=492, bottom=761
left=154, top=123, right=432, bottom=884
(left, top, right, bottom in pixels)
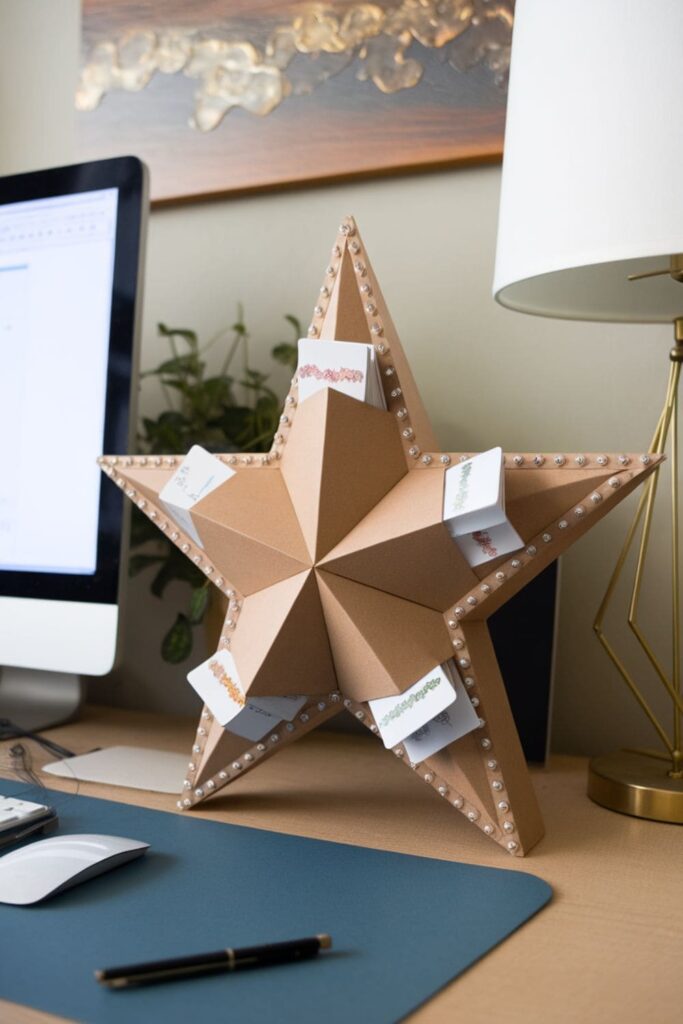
left=671, top=320, right=683, bottom=775
left=588, top=317, right=683, bottom=820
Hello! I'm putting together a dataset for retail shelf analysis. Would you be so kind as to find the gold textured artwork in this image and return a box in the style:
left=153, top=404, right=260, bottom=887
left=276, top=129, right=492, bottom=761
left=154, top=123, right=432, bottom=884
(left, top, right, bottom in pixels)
left=102, top=219, right=661, bottom=856
left=78, top=2, right=512, bottom=130
left=77, top=1, right=514, bottom=203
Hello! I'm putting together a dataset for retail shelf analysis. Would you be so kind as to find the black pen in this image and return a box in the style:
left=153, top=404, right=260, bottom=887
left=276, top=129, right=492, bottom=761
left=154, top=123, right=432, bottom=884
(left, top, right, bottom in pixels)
left=95, top=934, right=332, bottom=988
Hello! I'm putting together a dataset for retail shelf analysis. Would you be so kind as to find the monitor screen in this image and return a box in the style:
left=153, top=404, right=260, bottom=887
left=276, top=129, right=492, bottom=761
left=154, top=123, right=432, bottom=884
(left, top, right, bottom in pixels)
left=0, top=188, right=118, bottom=576
left=0, top=157, right=146, bottom=607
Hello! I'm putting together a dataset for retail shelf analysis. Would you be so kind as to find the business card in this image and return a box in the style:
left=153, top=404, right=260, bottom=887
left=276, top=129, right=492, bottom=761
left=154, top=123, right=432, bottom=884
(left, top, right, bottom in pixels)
left=160, top=445, right=235, bottom=548
left=403, top=664, right=480, bottom=760
left=443, top=447, right=505, bottom=536
left=297, top=338, right=369, bottom=404
left=453, top=518, right=524, bottom=568
left=368, top=664, right=457, bottom=749
left=187, top=649, right=282, bottom=741
left=186, top=648, right=248, bottom=727
left=248, top=694, right=307, bottom=721
left=297, top=338, right=385, bottom=410
left=227, top=703, right=284, bottom=742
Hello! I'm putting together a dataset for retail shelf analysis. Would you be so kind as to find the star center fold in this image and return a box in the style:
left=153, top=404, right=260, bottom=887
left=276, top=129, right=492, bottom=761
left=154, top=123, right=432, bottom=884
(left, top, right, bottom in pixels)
left=190, top=387, right=458, bottom=705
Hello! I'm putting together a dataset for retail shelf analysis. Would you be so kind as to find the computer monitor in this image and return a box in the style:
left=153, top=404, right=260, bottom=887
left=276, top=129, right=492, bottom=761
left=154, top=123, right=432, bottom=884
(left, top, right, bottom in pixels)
left=0, top=157, right=147, bottom=730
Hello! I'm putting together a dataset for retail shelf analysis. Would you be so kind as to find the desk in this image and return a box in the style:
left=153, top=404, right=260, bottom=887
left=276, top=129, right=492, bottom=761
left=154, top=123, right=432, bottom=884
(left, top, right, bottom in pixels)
left=1, top=705, right=681, bottom=1024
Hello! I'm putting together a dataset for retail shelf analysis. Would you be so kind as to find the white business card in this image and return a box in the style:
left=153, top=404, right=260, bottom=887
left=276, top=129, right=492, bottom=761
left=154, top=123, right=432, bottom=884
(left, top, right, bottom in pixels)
left=248, top=694, right=307, bottom=721
left=187, top=648, right=248, bottom=727
left=297, top=338, right=385, bottom=410
left=227, top=703, right=284, bottom=742
left=160, top=445, right=235, bottom=548
left=403, top=664, right=480, bottom=761
left=369, top=664, right=457, bottom=749
left=443, top=447, right=505, bottom=536
left=187, top=649, right=283, bottom=741
left=453, top=519, right=524, bottom=567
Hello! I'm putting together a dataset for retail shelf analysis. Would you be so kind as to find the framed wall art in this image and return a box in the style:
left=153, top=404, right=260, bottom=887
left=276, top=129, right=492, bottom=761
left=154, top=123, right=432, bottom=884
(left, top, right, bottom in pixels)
left=76, top=1, right=514, bottom=205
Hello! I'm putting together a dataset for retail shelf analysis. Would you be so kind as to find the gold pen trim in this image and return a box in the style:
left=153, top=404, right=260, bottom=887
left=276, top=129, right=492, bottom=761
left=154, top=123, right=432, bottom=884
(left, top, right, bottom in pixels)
left=96, top=958, right=232, bottom=988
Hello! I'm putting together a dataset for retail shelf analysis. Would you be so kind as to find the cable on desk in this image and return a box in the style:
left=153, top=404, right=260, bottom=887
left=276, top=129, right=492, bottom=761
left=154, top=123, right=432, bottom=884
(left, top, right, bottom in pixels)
left=0, top=718, right=84, bottom=810
left=0, top=719, right=75, bottom=760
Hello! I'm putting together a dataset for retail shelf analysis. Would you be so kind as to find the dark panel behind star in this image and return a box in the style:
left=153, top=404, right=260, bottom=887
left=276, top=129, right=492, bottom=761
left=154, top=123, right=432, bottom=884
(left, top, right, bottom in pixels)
left=489, top=562, right=557, bottom=764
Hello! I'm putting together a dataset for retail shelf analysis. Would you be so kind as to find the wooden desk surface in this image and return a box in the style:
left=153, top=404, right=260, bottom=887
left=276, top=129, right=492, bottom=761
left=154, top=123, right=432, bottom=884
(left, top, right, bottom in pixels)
left=1, top=705, right=681, bottom=1024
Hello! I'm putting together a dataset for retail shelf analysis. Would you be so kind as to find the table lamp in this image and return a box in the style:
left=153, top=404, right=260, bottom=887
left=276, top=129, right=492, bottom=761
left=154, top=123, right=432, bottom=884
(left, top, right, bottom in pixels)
left=493, top=0, right=683, bottom=822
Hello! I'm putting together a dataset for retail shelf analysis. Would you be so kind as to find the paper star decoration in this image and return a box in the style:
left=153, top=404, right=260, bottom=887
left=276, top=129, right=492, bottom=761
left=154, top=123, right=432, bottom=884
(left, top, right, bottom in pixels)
left=101, top=218, right=661, bottom=856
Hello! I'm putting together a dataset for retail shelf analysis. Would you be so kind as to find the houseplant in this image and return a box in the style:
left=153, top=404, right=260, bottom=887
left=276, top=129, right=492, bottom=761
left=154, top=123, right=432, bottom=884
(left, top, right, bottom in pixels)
left=129, top=310, right=299, bottom=662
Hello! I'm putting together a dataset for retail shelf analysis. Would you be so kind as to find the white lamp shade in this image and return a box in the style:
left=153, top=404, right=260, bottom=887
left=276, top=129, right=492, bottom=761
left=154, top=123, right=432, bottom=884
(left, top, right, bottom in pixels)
left=494, top=0, right=683, bottom=323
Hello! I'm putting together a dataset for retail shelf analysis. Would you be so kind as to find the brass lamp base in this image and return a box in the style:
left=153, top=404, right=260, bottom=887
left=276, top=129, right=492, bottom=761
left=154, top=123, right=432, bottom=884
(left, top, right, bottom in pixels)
left=588, top=750, right=683, bottom=824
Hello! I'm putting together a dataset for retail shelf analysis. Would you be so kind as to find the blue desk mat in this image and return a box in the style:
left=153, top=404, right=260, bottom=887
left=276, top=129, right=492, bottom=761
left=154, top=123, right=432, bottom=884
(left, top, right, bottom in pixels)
left=0, top=781, right=551, bottom=1024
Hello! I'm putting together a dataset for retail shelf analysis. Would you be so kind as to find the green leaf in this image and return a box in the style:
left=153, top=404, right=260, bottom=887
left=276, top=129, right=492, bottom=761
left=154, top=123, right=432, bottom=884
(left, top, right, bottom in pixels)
left=150, top=546, right=206, bottom=598
left=150, top=559, right=178, bottom=599
left=218, top=405, right=252, bottom=439
left=129, top=553, right=165, bottom=577
left=158, top=323, right=199, bottom=349
left=141, top=410, right=191, bottom=453
left=188, top=584, right=210, bottom=624
left=284, top=314, right=302, bottom=336
left=156, top=353, right=204, bottom=378
left=241, top=368, right=268, bottom=386
left=271, top=342, right=298, bottom=369
left=255, top=392, right=279, bottom=412
left=144, top=410, right=188, bottom=430
left=161, top=613, right=193, bottom=663
left=130, top=506, right=163, bottom=546
left=202, top=376, right=234, bottom=402
left=199, top=427, right=234, bottom=451
left=182, top=376, right=234, bottom=420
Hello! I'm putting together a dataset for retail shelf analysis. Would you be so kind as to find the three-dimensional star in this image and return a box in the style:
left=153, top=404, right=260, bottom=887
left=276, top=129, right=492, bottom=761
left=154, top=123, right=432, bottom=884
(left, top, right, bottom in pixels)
left=102, top=218, right=661, bottom=856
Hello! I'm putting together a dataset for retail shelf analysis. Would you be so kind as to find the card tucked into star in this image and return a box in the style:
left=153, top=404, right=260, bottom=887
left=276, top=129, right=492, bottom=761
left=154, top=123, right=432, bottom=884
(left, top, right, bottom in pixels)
left=297, top=338, right=386, bottom=410
left=187, top=649, right=246, bottom=726
left=248, top=694, right=309, bottom=721
left=443, top=448, right=523, bottom=567
left=227, top=706, right=283, bottom=742
left=403, top=663, right=481, bottom=761
left=369, top=664, right=457, bottom=749
left=443, top=447, right=506, bottom=533
left=454, top=520, right=525, bottom=568
left=187, top=650, right=306, bottom=741
left=160, top=445, right=235, bottom=548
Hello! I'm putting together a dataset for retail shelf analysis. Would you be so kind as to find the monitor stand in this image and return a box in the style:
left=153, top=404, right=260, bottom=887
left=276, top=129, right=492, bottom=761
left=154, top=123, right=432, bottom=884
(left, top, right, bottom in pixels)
left=0, top=666, right=83, bottom=732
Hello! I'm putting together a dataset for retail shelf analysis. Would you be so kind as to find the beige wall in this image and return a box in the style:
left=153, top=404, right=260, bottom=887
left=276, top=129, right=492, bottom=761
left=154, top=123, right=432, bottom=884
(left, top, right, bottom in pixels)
left=100, top=164, right=674, bottom=757
left=0, top=1, right=79, bottom=175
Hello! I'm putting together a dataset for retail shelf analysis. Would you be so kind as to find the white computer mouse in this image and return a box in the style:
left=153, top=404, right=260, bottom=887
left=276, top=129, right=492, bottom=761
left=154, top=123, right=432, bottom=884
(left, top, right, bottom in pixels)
left=0, top=834, right=150, bottom=905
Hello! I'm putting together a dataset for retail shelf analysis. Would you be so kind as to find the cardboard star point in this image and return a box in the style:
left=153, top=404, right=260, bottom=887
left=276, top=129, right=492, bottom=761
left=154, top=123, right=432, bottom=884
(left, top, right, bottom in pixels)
left=103, top=217, right=662, bottom=856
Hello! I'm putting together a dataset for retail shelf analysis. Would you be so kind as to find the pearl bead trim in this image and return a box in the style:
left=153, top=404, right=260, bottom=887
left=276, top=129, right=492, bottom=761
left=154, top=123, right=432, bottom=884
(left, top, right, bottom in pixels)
left=435, top=462, right=640, bottom=628
left=181, top=692, right=344, bottom=807
left=345, top=685, right=515, bottom=848
left=294, top=221, right=423, bottom=460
